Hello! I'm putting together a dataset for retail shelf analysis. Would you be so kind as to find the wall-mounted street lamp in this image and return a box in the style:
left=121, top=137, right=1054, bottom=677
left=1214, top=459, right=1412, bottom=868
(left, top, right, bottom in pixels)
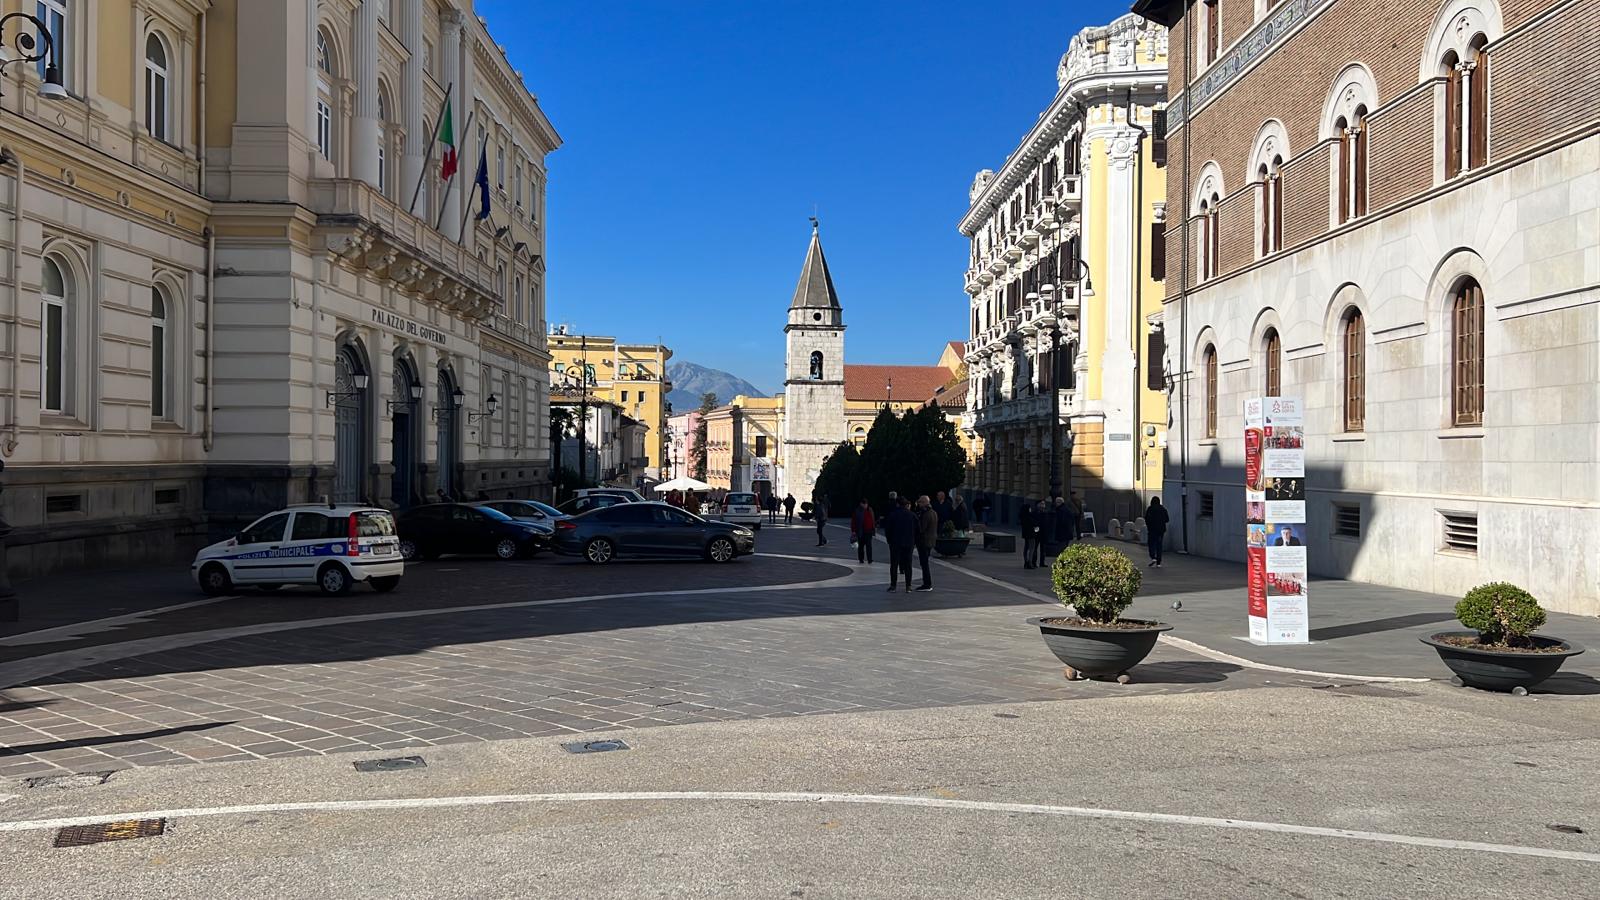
left=386, top=381, right=425, bottom=414
left=466, top=393, right=498, bottom=424
left=431, top=387, right=467, bottom=421
left=325, top=373, right=371, bottom=407
left=0, top=13, right=68, bottom=104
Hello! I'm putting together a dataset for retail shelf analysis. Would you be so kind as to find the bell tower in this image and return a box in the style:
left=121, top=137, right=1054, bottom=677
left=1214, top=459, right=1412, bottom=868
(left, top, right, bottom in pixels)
left=781, top=219, right=846, bottom=503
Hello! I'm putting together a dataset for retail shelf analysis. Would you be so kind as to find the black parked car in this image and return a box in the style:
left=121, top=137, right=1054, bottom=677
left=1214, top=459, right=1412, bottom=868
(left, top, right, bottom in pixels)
left=553, top=502, right=755, bottom=564
left=396, top=503, right=546, bottom=561
left=555, top=494, right=628, bottom=516
left=475, top=500, right=558, bottom=547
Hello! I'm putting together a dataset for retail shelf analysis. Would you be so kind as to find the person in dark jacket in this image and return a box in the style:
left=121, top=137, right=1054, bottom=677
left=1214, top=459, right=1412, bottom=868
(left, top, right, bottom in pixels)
left=932, top=491, right=954, bottom=529
left=1020, top=501, right=1040, bottom=569
left=951, top=495, right=970, bottom=533
left=1054, top=496, right=1079, bottom=550
left=850, top=498, right=876, bottom=565
left=972, top=494, right=991, bottom=527
left=1039, top=496, right=1058, bottom=557
left=914, top=495, right=939, bottom=591
left=1145, top=496, right=1170, bottom=568
left=883, top=498, right=917, bottom=592
left=813, top=494, right=829, bottom=546
left=783, top=493, right=796, bottom=524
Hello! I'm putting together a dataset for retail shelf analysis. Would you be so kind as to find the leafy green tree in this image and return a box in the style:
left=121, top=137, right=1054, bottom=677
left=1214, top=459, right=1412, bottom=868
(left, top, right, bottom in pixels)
left=815, top=441, right=861, bottom=515
left=856, top=406, right=908, bottom=512
left=902, top=404, right=967, bottom=501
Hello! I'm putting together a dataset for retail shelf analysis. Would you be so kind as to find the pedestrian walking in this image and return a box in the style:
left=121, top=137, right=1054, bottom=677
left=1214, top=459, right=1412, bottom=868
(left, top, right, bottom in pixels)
left=914, top=495, right=938, bottom=591
left=783, top=493, right=796, bottom=524
left=814, top=494, right=830, bottom=546
left=1145, top=496, right=1170, bottom=568
left=883, top=497, right=917, bottom=592
left=851, top=498, right=876, bottom=564
left=1020, top=501, right=1040, bottom=568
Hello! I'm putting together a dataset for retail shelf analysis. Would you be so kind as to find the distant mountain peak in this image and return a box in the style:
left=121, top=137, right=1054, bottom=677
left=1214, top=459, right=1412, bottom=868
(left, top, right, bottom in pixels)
left=667, top=362, right=766, bottom=412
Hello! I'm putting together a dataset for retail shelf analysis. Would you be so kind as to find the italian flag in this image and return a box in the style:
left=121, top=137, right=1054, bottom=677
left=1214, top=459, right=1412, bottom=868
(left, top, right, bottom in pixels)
left=437, top=96, right=458, bottom=182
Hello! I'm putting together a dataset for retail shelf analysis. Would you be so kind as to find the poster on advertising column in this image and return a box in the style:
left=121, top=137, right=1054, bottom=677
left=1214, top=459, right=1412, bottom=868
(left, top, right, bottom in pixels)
left=1244, top=396, right=1308, bottom=643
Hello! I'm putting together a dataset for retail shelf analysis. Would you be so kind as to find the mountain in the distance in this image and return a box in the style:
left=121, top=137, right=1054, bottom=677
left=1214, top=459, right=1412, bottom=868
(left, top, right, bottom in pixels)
left=667, top=362, right=766, bottom=413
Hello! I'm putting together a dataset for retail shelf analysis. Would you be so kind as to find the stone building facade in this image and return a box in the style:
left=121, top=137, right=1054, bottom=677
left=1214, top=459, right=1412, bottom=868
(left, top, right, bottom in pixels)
left=1135, top=0, right=1600, bottom=613
left=0, top=0, right=559, bottom=575
left=959, top=13, right=1169, bottom=527
left=781, top=224, right=845, bottom=504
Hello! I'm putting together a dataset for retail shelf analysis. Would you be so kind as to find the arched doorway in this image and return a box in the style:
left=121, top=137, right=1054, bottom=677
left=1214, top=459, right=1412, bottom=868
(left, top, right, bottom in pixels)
left=391, top=360, right=420, bottom=508
left=436, top=367, right=459, bottom=499
left=333, top=344, right=369, bottom=503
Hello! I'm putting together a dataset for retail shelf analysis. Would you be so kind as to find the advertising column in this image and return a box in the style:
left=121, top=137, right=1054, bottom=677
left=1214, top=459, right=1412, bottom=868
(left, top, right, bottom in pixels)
left=1244, top=397, right=1308, bottom=643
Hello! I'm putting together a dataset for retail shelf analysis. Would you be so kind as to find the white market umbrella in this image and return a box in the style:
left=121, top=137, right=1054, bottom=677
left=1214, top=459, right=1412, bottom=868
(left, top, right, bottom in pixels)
left=653, top=476, right=712, bottom=493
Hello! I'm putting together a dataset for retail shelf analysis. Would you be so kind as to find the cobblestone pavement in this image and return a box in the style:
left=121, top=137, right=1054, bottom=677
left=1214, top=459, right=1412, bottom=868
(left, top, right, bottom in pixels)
left=0, top=524, right=1268, bottom=779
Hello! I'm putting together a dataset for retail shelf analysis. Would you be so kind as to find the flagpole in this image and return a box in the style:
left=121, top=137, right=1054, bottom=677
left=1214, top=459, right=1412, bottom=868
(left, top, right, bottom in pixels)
left=406, top=81, right=453, bottom=217
left=457, top=135, right=489, bottom=245
left=433, top=109, right=477, bottom=232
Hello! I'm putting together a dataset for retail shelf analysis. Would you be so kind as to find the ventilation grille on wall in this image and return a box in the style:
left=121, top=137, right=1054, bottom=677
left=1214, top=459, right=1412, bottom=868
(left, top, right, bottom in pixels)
left=1442, top=512, right=1478, bottom=554
left=1334, top=503, right=1361, bottom=539
left=1199, top=491, right=1215, bottom=519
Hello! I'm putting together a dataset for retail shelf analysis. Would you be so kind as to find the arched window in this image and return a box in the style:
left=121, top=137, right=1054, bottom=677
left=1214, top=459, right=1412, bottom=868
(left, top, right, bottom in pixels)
left=1201, top=194, right=1221, bottom=279
left=853, top=426, right=867, bottom=447
left=1452, top=279, right=1484, bottom=425
left=315, top=29, right=335, bottom=162
left=513, top=273, right=524, bottom=323
left=809, top=351, right=824, bottom=380
left=496, top=263, right=506, bottom=308
left=1468, top=35, right=1489, bottom=170
left=1263, top=328, right=1282, bottom=396
left=1443, top=49, right=1463, bottom=178
left=41, top=256, right=71, bottom=414
left=376, top=85, right=391, bottom=196
left=1256, top=157, right=1284, bottom=256
left=144, top=33, right=170, bottom=141
left=1335, top=107, right=1369, bottom=223
left=151, top=287, right=169, bottom=419
left=1203, top=345, right=1218, bottom=439
left=1343, top=310, right=1364, bottom=431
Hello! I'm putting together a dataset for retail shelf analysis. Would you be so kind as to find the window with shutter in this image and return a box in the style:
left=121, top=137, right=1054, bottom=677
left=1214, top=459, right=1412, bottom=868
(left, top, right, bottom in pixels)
left=1444, top=52, right=1463, bottom=178
left=1452, top=280, right=1485, bottom=426
left=1204, top=346, right=1218, bottom=439
left=1468, top=42, right=1488, bottom=169
left=1264, top=329, right=1282, bottom=396
left=1343, top=311, right=1364, bottom=431
left=1150, top=221, right=1166, bottom=281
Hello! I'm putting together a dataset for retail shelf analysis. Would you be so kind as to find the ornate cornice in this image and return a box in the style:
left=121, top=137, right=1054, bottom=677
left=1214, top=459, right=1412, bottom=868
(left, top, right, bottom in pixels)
left=1165, top=0, right=1336, bottom=130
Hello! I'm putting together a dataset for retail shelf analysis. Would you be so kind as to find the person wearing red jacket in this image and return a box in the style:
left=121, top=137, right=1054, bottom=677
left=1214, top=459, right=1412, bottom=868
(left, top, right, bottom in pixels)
left=850, top=497, right=877, bottom=565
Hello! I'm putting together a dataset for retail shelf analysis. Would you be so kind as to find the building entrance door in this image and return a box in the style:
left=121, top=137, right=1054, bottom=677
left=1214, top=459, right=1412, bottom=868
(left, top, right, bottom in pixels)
left=333, top=347, right=367, bottom=503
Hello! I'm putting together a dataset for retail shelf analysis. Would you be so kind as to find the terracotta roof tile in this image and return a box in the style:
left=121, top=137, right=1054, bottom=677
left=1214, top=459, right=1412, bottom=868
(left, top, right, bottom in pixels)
left=843, top=364, right=954, bottom=403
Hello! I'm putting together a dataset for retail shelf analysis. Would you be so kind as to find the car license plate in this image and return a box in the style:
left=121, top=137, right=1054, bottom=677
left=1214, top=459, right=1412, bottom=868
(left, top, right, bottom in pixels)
left=370, top=542, right=395, bottom=555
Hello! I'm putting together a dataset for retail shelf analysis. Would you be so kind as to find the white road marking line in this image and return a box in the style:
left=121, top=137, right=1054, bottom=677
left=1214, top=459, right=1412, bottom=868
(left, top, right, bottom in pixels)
left=0, top=596, right=239, bottom=647
left=0, top=790, right=1593, bottom=863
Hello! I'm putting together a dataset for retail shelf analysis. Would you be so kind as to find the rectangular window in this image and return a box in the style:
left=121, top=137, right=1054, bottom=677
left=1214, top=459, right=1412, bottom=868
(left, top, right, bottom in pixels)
left=46, top=493, right=82, bottom=514
left=497, top=144, right=505, bottom=188
left=621, top=390, right=629, bottom=402
left=36, top=1, right=67, bottom=90
left=1334, top=503, right=1361, bottom=539
left=43, top=298, right=64, bottom=413
left=1203, top=0, right=1219, bottom=64
left=151, top=319, right=166, bottom=418
left=1441, top=512, right=1478, bottom=554
left=1198, top=491, right=1215, bottom=518
left=377, top=145, right=386, bottom=194
left=1150, top=221, right=1166, bottom=281
left=755, top=435, right=768, bottom=457
left=424, top=38, right=434, bottom=75
left=316, top=99, right=332, bottom=161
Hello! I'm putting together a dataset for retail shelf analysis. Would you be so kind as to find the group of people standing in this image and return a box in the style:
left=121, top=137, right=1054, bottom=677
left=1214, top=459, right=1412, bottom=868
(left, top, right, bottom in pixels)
left=832, top=490, right=969, bottom=593
left=1018, top=494, right=1086, bottom=569
left=761, top=493, right=797, bottom=525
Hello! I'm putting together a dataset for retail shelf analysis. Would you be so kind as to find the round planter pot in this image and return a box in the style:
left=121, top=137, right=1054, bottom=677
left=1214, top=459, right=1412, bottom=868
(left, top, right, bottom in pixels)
left=935, top=537, right=971, bottom=558
left=1421, top=631, right=1585, bottom=692
left=1029, top=617, right=1172, bottom=678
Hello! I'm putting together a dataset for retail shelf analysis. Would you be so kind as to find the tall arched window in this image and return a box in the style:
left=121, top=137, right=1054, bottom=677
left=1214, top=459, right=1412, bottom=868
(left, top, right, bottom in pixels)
left=513, top=273, right=524, bottom=324
left=1263, top=328, right=1282, bottom=396
left=315, top=29, right=335, bottom=162
left=1443, top=49, right=1463, bottom=178
left=1336, top=107, right=1369, bottom=223
left=1257, top=155, right=1284, bottom=256
left=1343, top=310, right=1364, bottom=431
left=1203, top=345, right=1218, bottom=439
left=1198, top=193, right=1221, bottom=281
left=1467, top=36, right=1489, bottom=170
left=809, top=350, right=824, bottom=380
left=151, top=287, right=169, bottom=419
left=144, top=33, right=170, bottom=141
left=1452, top=279, right=1485, bottom=426
left=376, top=86, right=391, bottom=196
left=41, top=256, right=71, bottom=415
left=496, top=264, right=507, bottom=309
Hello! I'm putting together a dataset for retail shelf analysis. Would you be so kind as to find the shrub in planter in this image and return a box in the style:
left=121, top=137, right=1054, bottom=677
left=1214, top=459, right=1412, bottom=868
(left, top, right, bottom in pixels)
left=1454, top=582, right=1545, bottom=648
left=1050, top=543, right=1143, bottom=625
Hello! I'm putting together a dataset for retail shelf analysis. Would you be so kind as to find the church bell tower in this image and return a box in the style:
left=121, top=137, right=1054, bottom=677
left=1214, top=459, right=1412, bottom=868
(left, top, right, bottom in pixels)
left=781, top=219, right=847, bottom=503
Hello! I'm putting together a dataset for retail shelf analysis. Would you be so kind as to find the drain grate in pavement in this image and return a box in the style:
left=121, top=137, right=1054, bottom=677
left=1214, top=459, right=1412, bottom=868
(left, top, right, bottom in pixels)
left=54, top=819, right=166, bottom=848
left=24, top=771, right=115, bottom=790
left=1313, top=684, right=1421, bottom=699
left=353, top=756, right=427, bottom=773
left=562, top=739, right=630, bottom=755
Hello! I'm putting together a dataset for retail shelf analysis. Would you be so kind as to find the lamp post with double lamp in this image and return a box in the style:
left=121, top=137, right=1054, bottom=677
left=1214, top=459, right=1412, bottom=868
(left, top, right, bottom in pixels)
left=0, top=15, right=70, bottom=622
left=560, top=368, right=589, bottom=486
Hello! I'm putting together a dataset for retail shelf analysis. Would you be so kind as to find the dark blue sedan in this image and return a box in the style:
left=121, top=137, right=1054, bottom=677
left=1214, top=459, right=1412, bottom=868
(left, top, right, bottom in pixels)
left=396, top=503, right=547, bottom=561
left=553, top=502, right=755, bottom=564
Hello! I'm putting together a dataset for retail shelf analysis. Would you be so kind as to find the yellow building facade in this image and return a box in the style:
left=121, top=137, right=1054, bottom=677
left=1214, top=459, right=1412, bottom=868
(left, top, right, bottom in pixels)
left=546, top=329, right=672, bottom=480
left=959, top=13, right=1168, bottom=526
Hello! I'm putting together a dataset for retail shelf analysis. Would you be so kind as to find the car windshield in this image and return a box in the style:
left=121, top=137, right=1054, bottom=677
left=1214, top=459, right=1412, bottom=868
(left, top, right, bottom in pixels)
left=528, top=501, right=564, bottom=517
left=476, top=506, right=514, bottom=522
left=727, top=493, right=757, bottom=505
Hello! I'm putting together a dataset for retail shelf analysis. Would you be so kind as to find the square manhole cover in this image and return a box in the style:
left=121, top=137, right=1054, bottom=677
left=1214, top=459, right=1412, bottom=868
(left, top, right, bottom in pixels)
left=24, top=771, right=115, bottom=789
left=54, top=819, right=166, bottom=848
left=353, top=756, right=427, bottom=773
left=561, top=739, right=630, bottom=755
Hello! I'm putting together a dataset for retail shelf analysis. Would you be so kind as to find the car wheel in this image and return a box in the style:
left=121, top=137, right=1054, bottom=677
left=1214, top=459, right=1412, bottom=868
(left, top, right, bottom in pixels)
left=707, top=536, right=736, bottom=563
left=584, top=537, right=615, bottom=564
left=198, top=563, right=232, bottom=596
left=369, top=575, right=401, bottom=593
left=495, top=538, right=520, bottom=560
left=317, top=563, right=353, bottom=596
left=398, top=539, right=420, bottom=561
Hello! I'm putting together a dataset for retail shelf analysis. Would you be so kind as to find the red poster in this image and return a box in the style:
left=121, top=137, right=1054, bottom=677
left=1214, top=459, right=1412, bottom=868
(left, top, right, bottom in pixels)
left=1244, top=427, right=1265, bottom=492
left=1247, top=547, right=1267, bottom=619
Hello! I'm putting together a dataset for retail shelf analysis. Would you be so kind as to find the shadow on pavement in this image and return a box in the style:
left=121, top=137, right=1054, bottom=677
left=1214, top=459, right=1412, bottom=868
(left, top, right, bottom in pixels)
left=0, top=721, right=232, bottom=757
left=1308, top=612, right=1460, bottom=642
left=1531, top=672, right=1600, bottom=696
left=1126, top=660, right=1241, bottom=685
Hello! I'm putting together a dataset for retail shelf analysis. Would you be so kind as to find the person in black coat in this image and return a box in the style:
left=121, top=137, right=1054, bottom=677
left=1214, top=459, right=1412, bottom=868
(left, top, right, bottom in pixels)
left=1054, top=496, right=1079, bottom=549
left=1145, top=496, right=1170, bottom=568
left=882, top=498, right=918, bottom=592
left=1020, top=501, right=1040, bottom=569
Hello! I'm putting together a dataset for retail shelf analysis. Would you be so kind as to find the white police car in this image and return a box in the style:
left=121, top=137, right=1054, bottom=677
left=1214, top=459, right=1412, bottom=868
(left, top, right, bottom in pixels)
left=192, top=504, right=403, bottom=596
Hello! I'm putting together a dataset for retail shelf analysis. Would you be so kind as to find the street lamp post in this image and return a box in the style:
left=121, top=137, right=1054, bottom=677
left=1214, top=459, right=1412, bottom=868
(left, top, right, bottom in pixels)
left=1044, top=256, right=1094, bottom=506
left=0, top=14, right=71, bottom=622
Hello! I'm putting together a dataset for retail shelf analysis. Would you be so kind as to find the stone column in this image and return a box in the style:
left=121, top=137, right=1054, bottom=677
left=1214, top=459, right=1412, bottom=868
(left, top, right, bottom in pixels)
left=402, top=0, right=426, bottom=215
left=351, top=0, right=381, bottom=187
left=458, top=13, right=477, bottom=251
left=440, top=10, right=464, bottom=236
left=1099, top=125, right=1139, bottom=491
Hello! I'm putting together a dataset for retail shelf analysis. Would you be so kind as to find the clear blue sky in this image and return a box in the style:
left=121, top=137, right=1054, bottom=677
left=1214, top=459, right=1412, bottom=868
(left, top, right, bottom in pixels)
left=479, top=0, right=1134, bottom=396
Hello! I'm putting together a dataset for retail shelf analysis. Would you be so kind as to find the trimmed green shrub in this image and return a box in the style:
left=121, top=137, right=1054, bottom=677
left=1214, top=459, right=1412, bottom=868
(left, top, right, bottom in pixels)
left=1051, top=544, right=1143, bottom=624
left=1456, top=582, right=1545, bottom=645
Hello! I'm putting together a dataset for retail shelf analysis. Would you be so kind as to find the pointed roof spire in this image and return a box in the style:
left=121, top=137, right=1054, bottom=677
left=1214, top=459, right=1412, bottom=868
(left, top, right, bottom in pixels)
left=790, top=219, right=841, bottom=311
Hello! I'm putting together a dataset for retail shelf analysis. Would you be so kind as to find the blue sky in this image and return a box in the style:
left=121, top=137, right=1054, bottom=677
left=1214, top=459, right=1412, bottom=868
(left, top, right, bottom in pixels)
left=479, top=0, right=1134, bottom=395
